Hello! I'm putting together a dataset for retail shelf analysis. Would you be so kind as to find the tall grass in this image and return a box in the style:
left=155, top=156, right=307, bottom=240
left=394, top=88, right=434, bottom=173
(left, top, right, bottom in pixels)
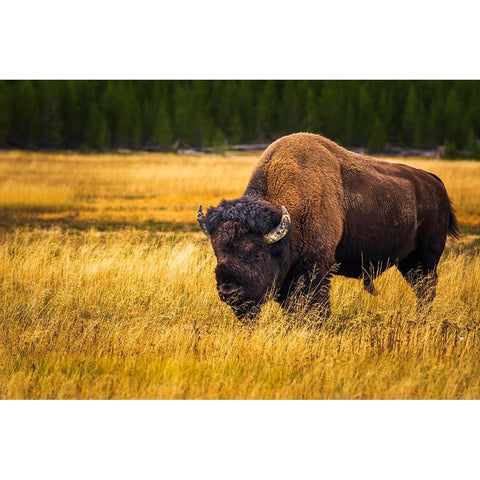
left=1, top=229, right=478, bottom=399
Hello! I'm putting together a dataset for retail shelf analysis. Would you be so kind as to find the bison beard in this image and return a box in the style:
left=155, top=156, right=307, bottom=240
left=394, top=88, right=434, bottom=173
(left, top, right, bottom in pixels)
left=198, top=133, right=460, bottom=324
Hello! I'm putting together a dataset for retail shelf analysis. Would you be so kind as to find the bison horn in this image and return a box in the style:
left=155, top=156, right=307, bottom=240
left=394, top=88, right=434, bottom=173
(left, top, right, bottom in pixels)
left=197, top=204, right=210, bottom=237
left=264, top=206, right=291, bottom=244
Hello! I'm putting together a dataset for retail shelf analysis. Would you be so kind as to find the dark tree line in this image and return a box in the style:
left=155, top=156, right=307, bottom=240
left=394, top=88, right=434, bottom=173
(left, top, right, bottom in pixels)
left=1, top=80, right=480, bottom=157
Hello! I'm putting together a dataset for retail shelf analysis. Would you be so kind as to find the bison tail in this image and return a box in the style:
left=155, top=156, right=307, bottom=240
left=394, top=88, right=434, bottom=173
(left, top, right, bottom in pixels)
left=448, top=200, right=461, bottom=240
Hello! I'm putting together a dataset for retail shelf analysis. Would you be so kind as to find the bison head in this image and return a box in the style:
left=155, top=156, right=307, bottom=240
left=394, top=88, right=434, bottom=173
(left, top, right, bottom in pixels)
left=197, top=197, right=291, bottom=322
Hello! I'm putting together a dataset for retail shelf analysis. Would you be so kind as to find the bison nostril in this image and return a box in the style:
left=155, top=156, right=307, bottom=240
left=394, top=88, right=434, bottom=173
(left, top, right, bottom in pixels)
left=218, top=283, right=239, bottom=296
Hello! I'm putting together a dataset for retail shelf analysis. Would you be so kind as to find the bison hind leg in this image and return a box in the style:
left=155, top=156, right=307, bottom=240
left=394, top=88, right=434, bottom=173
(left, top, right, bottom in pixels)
left=397, top=250, right=439, bottom=314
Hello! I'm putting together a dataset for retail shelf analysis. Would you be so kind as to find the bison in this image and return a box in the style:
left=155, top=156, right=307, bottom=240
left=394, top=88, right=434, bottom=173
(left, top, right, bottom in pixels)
left=197, top=133, right=460, bottom=323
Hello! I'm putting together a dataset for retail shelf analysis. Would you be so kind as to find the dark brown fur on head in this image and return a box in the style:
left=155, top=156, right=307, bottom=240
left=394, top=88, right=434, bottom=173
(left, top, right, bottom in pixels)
left=204, top=197, right=289, bottom=321
left=204, top=197, right=282, bottom=239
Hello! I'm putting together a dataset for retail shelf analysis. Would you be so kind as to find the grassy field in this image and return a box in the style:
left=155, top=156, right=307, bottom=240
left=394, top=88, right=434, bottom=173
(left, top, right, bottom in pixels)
left=1, top=150, right=479, bottom=399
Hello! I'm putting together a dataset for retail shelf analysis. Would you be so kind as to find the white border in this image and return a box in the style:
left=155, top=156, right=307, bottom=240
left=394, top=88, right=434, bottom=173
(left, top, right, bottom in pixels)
left=0, top=400, right=478, bottom=479
left=2, top=1, right=480, bottom=79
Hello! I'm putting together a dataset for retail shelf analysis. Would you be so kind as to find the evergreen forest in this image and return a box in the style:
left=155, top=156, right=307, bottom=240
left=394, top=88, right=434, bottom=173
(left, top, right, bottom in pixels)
left=1, top=80, right=479, bottom=157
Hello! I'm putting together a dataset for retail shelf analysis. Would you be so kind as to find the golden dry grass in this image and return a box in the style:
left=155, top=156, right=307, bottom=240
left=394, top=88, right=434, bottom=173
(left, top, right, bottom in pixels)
left=0, top=150, right=254, bottom=228
left=1, top=150, right=479, bottom=231
left=0, top=150, right=479, bottom=399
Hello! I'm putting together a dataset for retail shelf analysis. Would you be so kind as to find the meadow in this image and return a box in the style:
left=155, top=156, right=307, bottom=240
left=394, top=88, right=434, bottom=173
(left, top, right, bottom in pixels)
left=1, top=150, right=479, bottom=399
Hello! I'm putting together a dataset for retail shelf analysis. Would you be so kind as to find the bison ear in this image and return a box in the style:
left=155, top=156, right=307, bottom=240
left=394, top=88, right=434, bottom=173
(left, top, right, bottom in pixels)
left=197, top=204, right=210, bottom=237
left=264, top=206, right=291, bottom=244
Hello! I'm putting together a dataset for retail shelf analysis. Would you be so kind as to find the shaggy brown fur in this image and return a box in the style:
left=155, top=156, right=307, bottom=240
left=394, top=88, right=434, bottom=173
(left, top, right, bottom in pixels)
left=200, top=132, right=459, bottom=323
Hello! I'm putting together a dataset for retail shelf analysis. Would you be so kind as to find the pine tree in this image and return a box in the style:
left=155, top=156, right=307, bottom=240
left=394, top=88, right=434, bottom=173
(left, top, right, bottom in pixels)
left=101, top=81, right=134, bottom=148
left=444, top=87, right=466, bottom=150
left=280, top=81, right=303, bottom=133
left=467, top=128, right=480, bottom=159
left=11, top=80, right=41, bottom=147
left=466, top=82, right=480, bottom=137
left=40, top=81, right=63, bottom=147
left=172, top=82, right=193, bottom=146
left=356, top=85, right=374, bottom=146
left=376, top=88, right=393, bottom=143
left=84, top=103, right=111, bottom=150
left=151, top=102, right=174, bottom=149
left=97, top=115, right=111, bottom=151
left=212, top=81, right=237, bottom=140
left=115, top=83, right=137, bottom=148
left=0, top=81, right=9, bottom=147
left=227, top=112, right=243, bottom=145
left=318, top=83, right=340, bottom=140
left=256, top=81, right=277, bottom=141
left=367, top=115, right=387, bottom=153
left=61, top=81, right=82, bottom=148
left=210, top=125, right=226, bottom=152
left=128, top=94, right=143, bottom=149
left=189, top=81, right=210, bottom=147
left=402, top=85, right=420, bottom=147
left=426, top=100, right=441, bottom=147
left=237, top=81, right=254, bottom=141
left=443, top=139, right=457, bottom=159
left=304, top=85, right=320, bottom=133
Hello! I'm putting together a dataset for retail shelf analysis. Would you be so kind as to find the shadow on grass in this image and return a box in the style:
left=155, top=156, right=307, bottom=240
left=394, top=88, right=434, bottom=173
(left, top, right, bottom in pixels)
left=446, top=235, right=480, bottom=257
left=457, top=223, right=480, bottom=235
left=1, top=210, right=479, bottom=237
left=0, top=209, right=199, bottom=233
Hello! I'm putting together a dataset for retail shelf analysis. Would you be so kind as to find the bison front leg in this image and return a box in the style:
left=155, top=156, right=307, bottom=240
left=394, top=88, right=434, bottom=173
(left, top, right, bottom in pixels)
left=303, top=277, right=331, bottom=320
left=279, top=267, right=333, bottom=327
